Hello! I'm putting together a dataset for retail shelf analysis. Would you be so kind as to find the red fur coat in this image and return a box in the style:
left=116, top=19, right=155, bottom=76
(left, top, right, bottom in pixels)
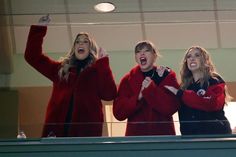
left=25, top=25, right=117, bottom=137
left=113, top=66, right=179, bottom=136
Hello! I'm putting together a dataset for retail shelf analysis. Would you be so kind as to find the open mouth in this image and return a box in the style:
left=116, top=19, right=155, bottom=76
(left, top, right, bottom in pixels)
left=140, top=57, right=147, bottom=65
left=190, top=62, right=197, bottom=67
left=78, top=48, right=85, bottom=54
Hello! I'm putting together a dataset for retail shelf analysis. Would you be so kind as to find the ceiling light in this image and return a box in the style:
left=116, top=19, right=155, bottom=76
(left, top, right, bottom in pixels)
left=94, top=2, right=115, bottom=13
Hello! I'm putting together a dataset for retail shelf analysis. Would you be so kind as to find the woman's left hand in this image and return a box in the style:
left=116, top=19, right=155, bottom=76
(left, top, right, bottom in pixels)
left=156, top=66, right=166, bottom=77
left=98, top=47, right=108, bottom=59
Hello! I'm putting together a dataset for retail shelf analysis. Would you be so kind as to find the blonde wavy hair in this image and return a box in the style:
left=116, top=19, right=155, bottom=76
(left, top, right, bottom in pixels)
left=58, top=32, right=98, bottom=80
left=180, top=46, right=232, bottom=102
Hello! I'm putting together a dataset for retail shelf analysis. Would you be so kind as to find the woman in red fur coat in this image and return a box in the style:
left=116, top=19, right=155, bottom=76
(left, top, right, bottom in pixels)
left=113, top=41, right=180, bottom=136
left=24, top=15, right=117, bottom=137
left=165, top=46, right=232, bottom=135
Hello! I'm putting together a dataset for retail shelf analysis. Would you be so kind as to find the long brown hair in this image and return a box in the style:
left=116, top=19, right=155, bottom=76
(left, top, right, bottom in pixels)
left=180, top=46, right=232, bottom=102
left=58, top=32, right=99, bottom=80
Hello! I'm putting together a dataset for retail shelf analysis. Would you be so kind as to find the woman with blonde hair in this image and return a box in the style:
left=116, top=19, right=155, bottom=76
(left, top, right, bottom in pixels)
left=165, top=46, right=232, bottom=135
left=113, top=40, right=180, bottom=136
left=25, top=15, right=117, bottom=137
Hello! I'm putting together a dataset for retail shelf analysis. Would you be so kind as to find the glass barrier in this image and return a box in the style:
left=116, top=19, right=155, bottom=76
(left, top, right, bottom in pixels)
left=12, top=120, right=235, bottom=139
left=0, top=102, right=233, bottom=139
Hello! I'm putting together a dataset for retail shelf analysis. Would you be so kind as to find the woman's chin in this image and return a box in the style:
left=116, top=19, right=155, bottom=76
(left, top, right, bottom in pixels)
left=76, top=54, right=89, bottom=60
left=140, top=65, right=152, bottom=72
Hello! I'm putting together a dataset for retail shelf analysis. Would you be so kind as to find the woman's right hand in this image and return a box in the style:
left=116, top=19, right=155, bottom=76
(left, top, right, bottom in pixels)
left=38, top=14, right=51, bottom=26
left=138, top=77, right=152, bottom=100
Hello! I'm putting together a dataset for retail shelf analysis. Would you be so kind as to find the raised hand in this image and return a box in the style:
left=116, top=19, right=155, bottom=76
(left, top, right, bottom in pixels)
left=97, top=47, right=108, bottom=59
left=156, top=66, right=166, bottom=77
left=38, top=14, right=51, bottom=26
left=142, top=77, right=152, bottom=89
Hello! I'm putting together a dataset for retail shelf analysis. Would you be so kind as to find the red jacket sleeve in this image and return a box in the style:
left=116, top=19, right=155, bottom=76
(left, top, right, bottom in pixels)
left=142, top=71, right=180, bottom=116
left=94, top=57, right=117, bottom=101
left=181, top=83, right=226, bottom=112
left=24, top=25, right=60, bottom=82
left=113, top=75, right=142, bottom=121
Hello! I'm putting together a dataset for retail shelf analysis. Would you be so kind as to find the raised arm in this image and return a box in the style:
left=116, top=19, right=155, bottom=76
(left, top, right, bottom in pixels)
left=24, top=15, right=60, bottom=82
left=95, top=55, right=117, bottom=101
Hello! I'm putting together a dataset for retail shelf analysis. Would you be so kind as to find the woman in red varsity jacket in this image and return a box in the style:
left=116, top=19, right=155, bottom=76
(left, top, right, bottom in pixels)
left=113, top=41, right=180, bottom=136
left=24, top=15, right=117, bottom=137
left=165, top=46, right=232, bottom=135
